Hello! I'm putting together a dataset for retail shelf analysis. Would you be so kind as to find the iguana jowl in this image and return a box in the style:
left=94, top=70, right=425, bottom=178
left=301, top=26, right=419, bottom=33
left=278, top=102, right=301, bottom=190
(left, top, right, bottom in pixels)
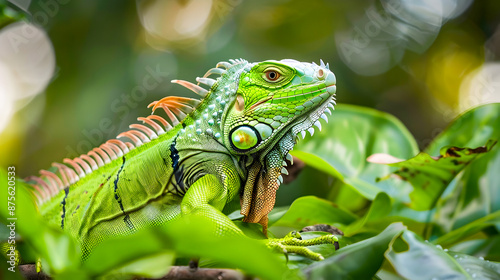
left=27, top=59, right=337, bottom=260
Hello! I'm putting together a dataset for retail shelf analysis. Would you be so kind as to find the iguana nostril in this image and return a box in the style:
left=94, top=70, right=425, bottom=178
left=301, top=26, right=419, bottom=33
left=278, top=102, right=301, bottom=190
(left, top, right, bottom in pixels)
left=317, top=69, right=325, bottom=79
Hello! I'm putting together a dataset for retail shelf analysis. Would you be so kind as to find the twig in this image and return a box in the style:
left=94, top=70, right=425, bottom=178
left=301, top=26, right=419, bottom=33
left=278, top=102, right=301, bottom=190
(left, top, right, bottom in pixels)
left=18, top=264, right=247, bottom=280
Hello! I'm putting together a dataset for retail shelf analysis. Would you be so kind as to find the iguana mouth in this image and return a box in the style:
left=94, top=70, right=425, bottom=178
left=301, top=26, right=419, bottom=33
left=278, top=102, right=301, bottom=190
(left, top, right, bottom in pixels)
left=292, top=93, right=336, bottom=141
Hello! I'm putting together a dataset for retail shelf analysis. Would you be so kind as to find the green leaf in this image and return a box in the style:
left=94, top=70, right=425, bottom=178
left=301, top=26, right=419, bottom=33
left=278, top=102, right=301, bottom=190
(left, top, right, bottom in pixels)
left=270, top=196, right=358, bottom=230
left=449, top=252, right=500, bottom=279
left=83, top=215, right=288, bottom=280
left=286, top=151, right=369, bottom=213
left=294, top=104, right=419, bottom=202
left=434, top=211, right=500, bottom=248
left=386, top=230, right=500, bottom=279
left=449, top=236, right=500, bottom=261
left=0, top=252, right=24, bottom=280
left=373, top=140, right=496, bottom=210
left=98, top=252, right=175, bottom=279
left=82, top=229, right=174, bottom=276
left=342, top=192, right=392, bottom=235
left=291, top=150, right=344, bottom=179
left=425, top=103, right=500, bottom=154
left=426, top=103, right=500, bottom=236
left=303, top=222, right=406, bottom=279
left=386, top=230, right=468, bottom=279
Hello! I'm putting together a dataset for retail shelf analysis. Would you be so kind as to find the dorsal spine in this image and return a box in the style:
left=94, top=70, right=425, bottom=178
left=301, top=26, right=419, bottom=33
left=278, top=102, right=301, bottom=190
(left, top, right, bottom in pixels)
left=25, top=59, right=247, bottom=205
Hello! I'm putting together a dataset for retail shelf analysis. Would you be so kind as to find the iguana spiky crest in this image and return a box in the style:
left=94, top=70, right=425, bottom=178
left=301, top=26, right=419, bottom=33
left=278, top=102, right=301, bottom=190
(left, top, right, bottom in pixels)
left=25, top=59, right=246, bottom=205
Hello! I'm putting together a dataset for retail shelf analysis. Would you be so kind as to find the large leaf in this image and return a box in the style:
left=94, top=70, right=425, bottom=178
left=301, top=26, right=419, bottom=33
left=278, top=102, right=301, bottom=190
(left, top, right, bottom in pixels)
left=269, top=196, right=358, bottom=231
left=303, top=222, right=406, bottom=279
left=434, top=211, right=500, bottom=248
left=99, top=252, right=175, bottom=279
left=342, top=191, right=392, bottom=235
left=285, top=152, right=369, bottom=213
left=425, top=103, right=500, bottom=154
left=386, top=230, right=500, bottom=279
left=83, top=215, right=288, bottom=280
left=386, top=230, right=468, bottom=279
left=425, top=103, right=500, bottom=235
left=0, top=252, right=24, bottom=280
left=449, top=236, right=500, bottom=262
left=293, top=104, right=419, bottom=202
left=275, top=163, right=345, bottom=210
left=371, top=140, right=496, bottom=210
left=81, top=229, right=176, bottom=278
left=450, top=252, right=500, bottom=279
left=342, top=192, right=428, bottom=238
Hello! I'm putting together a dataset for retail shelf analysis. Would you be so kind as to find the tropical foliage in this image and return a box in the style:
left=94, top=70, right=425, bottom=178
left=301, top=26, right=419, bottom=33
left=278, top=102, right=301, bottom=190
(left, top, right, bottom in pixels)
left=1, top=103, right=499, bottom=279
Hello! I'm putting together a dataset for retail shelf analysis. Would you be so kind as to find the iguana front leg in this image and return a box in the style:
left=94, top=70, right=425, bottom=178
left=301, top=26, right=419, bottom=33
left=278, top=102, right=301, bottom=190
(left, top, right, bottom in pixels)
left=180, top=173, right=338, bottom=260
left=180, top=173, right=243, bottom=236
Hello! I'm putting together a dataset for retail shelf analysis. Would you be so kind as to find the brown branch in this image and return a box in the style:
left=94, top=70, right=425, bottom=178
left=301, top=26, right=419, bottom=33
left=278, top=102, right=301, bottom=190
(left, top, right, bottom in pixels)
left=19, top=264, right=247, bottom=280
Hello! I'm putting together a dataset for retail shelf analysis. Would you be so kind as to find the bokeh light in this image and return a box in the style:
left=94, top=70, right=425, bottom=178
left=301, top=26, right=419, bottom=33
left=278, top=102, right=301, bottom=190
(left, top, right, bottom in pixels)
left=0, top=21, right=55, bottom=132
left=0, top=0, right=499, bottom=174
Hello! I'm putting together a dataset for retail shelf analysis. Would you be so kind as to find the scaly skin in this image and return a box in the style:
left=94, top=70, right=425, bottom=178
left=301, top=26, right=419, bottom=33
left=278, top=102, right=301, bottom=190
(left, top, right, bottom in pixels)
left=29, top=59, right=338, bottom=261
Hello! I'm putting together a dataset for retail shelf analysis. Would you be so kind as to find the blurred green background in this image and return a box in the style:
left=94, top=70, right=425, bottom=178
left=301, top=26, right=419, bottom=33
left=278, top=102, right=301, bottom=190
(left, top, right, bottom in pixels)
left=1, top=0, right=499, bottom=186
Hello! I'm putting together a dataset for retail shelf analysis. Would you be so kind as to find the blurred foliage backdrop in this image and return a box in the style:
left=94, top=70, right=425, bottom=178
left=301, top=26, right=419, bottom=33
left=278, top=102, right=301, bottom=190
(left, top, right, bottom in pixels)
left=1, top=1, right=500, bottom=279
left=1, top=0, right=500, bottom=202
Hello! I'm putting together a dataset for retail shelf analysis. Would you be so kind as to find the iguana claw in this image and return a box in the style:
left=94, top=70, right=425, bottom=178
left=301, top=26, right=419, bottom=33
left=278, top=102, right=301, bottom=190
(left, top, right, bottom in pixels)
left=266, top=232, right=338, bottom=261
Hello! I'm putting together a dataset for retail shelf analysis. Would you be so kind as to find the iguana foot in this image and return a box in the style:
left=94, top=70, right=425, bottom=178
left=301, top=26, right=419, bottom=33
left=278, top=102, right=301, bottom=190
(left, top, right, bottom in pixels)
left=266, top=231, right=338, bottom=261
left=36, top=257, right=42, bottom=273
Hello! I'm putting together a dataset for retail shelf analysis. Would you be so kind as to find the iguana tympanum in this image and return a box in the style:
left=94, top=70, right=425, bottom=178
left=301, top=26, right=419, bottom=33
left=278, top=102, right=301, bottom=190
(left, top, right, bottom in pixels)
left=26, top=59, right=338, bottom=261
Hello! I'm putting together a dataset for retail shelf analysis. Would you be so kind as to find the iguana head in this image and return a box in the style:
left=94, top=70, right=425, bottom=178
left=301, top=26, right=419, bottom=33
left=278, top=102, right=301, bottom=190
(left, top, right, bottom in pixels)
left=160, top=59, right=336, bottom=232
left=222, top=59, right=336, bottom=232
left=224, top=59, right=336, bottom=156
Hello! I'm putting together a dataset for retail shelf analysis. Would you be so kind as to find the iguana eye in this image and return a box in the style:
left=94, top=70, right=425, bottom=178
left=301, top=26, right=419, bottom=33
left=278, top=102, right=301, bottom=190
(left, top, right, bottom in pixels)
left=264, top=70, right=280, bottom=82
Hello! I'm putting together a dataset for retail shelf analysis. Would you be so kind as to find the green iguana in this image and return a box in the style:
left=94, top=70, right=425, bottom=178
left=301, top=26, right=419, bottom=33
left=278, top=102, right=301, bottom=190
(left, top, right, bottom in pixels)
left=25, top=59, right=338, bottom=262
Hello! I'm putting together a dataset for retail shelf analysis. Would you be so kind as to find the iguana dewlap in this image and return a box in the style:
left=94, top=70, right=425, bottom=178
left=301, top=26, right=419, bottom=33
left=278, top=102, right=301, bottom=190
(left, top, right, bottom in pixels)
left=26, top=59, right=337, bottom=259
